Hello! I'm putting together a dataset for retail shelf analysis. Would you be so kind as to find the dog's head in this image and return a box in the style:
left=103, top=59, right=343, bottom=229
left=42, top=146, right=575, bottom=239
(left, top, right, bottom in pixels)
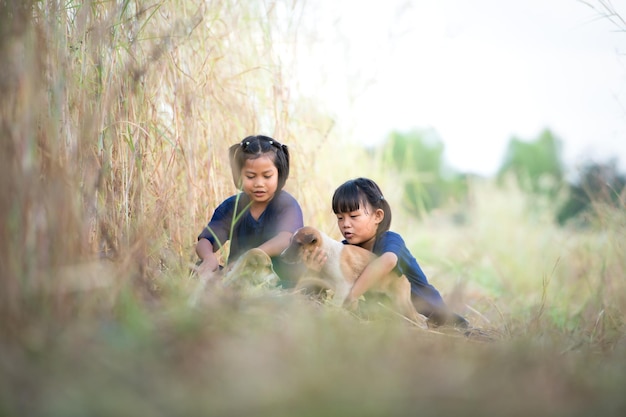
left=280, top=226, right=323, bottom=264
left=223, top=248, right=279, bottom=287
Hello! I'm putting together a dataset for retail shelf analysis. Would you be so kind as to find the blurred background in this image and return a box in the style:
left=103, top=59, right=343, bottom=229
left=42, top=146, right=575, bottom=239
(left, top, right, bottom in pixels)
left=296, top=0, right=626, bottom=177
left=1, top=1, right=625, bottom=416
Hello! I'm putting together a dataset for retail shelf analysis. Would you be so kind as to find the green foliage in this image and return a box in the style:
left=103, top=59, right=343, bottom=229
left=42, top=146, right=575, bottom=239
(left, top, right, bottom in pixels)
left=380, top=129, right=468, bottom=217
left=384, top=129, right=444, bottom=173
left=557, top=160, right=626, bottom=225
left=497, top=129, right=564, bottom=197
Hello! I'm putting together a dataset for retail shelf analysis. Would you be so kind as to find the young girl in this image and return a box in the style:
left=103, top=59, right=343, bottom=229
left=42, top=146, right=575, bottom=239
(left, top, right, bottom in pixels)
left=328, top=177, right=468, bottom=328
left=196, top=135, right=304, bottom=287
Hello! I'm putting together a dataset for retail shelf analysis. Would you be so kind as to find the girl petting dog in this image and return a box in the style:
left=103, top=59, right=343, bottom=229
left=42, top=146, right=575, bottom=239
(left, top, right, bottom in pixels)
left=309, top=177, right=468, bottom=328
left=196, top=135, right=304, bottom=287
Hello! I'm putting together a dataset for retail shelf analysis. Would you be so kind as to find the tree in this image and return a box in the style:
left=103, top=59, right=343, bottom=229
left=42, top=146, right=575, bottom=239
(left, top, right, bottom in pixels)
left=380, top=129, right=467, bottom=217
left=497, top=129, right=564, bottom=197
left=556, top=160, right=626, bottom=225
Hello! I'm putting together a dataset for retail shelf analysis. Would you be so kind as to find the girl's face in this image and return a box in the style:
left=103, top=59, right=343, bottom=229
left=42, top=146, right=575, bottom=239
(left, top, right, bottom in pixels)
left=241, top=155, right=279, bottom=206
left=335, top=202, right=384, bottom=251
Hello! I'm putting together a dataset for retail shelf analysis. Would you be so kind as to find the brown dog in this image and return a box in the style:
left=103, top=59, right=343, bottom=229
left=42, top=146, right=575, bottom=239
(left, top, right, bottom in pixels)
left=281, top=226, right=426, bottom=328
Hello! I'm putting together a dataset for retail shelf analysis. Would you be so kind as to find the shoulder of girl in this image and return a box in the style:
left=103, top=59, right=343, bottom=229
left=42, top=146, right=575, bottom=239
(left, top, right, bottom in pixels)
left=277, top=190, right=300, bottom=203
left=220, top=193, right=250, bottom=209
left=222, top=194, right=241, bottom=205
left=385, top=231, right=406, bottom=243
left=277, top=189, right=292, bottom=199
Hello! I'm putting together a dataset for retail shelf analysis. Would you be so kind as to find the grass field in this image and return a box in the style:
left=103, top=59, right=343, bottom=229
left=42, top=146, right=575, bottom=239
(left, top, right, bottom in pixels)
left=1, top=1, right=625, bottom=416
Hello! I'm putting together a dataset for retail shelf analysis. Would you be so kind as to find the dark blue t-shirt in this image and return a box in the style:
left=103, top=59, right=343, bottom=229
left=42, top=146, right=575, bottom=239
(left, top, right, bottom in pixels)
left=366, top=231, right=448, bottom=313
left=198, top=190, right=304, bottom=285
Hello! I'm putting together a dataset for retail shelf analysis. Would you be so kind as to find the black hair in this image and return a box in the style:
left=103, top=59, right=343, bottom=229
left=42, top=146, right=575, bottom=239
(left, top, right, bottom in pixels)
left=331, top=177, right=392, bottom=236
left=228, top=135, right=290, bottom=192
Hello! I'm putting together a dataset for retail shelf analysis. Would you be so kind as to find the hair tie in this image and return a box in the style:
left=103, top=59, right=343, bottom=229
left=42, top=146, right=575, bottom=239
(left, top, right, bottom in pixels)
left=380, top=195, right=384, bottom=201
left=269, top=140, right=273, bottom=145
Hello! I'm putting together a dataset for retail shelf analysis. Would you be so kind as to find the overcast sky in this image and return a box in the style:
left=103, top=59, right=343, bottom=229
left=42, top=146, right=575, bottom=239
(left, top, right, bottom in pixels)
left=294, top=0, right=626, bottom=176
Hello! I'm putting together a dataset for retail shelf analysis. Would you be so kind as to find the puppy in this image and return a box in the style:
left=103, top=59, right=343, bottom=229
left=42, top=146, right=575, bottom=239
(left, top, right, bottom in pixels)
left=222, top=248, right=280, bottom=288
left=281, top=226, right=426, bottom=327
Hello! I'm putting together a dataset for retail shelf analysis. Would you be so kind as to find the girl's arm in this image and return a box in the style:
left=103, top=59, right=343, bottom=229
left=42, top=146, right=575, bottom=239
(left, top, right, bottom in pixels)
left=196, top=196, right=234, bottom=272
left=344, top=251, right=398, bottom=307
left=257, top=231, right=294, bottom=257
left=258, top=192, right=304, bottom=257
left=196, top=238, right=220, bottom=273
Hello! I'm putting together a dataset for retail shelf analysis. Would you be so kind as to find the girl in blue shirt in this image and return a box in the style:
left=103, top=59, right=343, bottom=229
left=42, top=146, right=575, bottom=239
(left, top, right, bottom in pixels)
left=330, top=177, right=468, bottom=328
left=196, top=135, right=304, bottom=286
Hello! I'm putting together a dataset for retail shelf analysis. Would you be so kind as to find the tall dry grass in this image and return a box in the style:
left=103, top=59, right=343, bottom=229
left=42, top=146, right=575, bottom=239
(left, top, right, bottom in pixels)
left=0, top=0, right=336, bottom=332
left=1, top=1, right=626, bottom=416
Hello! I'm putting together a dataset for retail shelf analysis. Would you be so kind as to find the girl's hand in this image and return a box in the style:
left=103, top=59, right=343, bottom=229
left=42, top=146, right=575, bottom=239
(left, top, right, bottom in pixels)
left=196, top=256, right=220, bottom=278
left=342, top=296, right=359, bottom=312
left=302, top=247, right=327, bottom=272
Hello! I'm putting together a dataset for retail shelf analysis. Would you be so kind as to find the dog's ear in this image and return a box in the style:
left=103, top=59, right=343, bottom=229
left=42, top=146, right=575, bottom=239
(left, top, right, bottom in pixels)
left=302, top=232, right=317, bottom=245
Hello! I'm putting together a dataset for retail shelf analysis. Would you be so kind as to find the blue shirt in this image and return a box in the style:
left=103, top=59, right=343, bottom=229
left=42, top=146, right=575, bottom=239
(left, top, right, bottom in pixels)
left=370, top=231, right=448, bottom=313
left=198, top=190, right=304, bottom=285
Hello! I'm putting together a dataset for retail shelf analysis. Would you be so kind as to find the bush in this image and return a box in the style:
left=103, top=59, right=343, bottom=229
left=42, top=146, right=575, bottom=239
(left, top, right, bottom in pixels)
left=557, top=160, right=626, bottom=225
